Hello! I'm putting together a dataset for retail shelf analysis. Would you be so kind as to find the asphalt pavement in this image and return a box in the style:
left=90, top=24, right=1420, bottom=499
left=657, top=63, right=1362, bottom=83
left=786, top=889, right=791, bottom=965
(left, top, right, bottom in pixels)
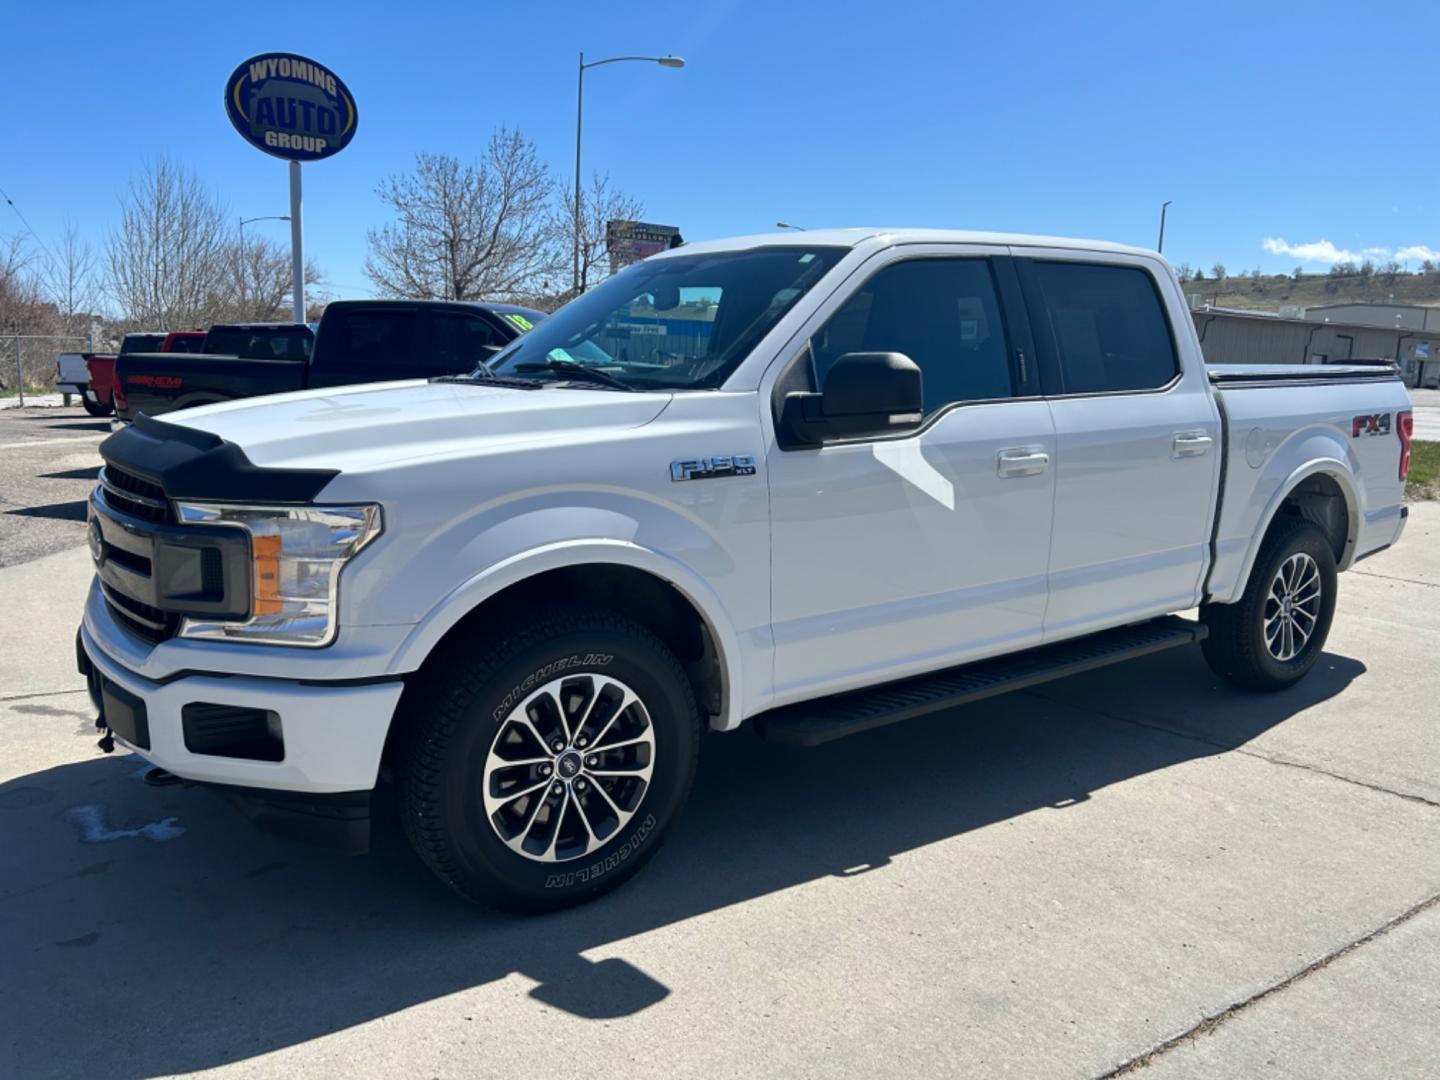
left=0, top=405, right=1437, bottom=1079
left=0, top=407, right=110, bottom=567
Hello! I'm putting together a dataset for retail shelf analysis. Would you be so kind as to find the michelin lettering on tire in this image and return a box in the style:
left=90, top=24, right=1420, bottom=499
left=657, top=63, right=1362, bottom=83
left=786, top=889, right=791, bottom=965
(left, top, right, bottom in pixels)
left=545, top=813, right=657, bottom=889
left=493, top=653, right=614, bottom=721
left=224, top=53, right=359, bottom=162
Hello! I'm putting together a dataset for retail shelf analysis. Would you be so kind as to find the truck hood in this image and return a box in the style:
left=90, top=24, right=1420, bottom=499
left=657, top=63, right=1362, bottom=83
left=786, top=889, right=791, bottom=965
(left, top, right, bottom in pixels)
left=165, top=379, right=673, bottom=472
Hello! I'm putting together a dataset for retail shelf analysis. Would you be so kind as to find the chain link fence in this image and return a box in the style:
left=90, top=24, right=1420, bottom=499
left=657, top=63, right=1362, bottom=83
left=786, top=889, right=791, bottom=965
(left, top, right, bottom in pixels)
left=1, top=334, right=96, bottom=403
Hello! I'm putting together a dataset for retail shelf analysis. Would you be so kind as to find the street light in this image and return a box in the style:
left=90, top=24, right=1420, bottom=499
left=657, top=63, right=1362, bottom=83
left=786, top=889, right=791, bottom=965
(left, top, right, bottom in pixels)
left=238, top=215, right=291, bottom=313
left=574, top=52, right=685, bottom=294
left=1157, top=200, right=1172, bottom=254
left=776, top=221, right=806, bottom=231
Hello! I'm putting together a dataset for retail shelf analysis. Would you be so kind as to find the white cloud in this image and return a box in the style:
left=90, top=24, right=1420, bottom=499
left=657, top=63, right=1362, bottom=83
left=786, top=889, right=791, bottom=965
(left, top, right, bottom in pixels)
left=1262, top=236, right=1439, bottom=266
left=1395, top=245, right=1440, bottom=263
left=1261, top=237, right=1360, bottom=264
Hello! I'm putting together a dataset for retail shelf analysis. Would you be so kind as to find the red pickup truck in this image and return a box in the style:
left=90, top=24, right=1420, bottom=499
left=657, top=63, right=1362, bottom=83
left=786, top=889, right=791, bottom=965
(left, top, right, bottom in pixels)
left=83, top=331, right=201, bottom=416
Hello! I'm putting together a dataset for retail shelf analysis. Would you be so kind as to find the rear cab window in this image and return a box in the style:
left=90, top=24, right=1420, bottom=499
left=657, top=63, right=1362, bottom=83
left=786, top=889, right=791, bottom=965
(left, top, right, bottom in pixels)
left=316, top=309, right=416, bottom=370
left=1025, top=261, right=1178, bottom=394
left=204, top=327, right=313, bottom=360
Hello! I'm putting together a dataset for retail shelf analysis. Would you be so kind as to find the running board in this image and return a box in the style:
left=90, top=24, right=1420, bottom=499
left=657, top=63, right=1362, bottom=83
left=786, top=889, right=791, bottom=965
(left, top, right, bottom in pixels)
left=753, top=616, right=1207, bottom=747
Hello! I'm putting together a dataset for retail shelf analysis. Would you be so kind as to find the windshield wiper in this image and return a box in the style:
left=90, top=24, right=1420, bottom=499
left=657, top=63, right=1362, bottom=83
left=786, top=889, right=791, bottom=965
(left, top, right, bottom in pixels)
left=432, top=370, right=543, bottom=390
left=513, top=359, right=634, bottom=391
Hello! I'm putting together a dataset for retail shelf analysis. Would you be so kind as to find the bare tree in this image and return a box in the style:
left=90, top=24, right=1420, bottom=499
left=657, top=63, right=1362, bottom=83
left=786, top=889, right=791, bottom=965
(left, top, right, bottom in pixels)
left=106, top=157, right=231, bottom=328
left=1173, top=263, right=1193, bottom=282
left=556, top=171, right=645, bottom=296
left=227, top=234, right=322, bottom=323
left=42, top=219, right=99, bottom=336
left=365, top=129, right=558, bottom=301
left=0, top=232, right=43, bottom=334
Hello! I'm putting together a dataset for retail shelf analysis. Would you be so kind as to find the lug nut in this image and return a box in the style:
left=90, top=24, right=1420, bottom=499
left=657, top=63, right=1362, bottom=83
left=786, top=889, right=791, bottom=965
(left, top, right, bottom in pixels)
left=585, top=755, right=598, bottom=767
left=552, top=740, right=565, bottom=752
left=552, top=782, right=564, bottom=795
left=539, top=764, right=551, bottom=776
left=575, top=778, right=587, bottom=792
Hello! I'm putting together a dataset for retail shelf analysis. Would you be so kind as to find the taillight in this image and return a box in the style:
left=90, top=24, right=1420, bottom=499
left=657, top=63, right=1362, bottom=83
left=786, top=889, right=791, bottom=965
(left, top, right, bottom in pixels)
left=113, top=381, right=127, bottom=410
left=1398, top=410, right=1413, bottom=481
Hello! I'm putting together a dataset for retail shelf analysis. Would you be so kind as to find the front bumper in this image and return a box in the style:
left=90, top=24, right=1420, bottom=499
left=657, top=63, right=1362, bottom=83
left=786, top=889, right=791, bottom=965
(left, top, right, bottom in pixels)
left=78, top=619, right=403, bottom=796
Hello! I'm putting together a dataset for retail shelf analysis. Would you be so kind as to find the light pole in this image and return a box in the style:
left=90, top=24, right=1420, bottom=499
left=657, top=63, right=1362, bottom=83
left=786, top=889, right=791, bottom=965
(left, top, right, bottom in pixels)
left=1157, top=200, right=1173, bottom=254
left=574, top=52, right=685, bottom=295
left=238, top=215, right=291, bottom=316
left=776, top=221, right=806, bottom=231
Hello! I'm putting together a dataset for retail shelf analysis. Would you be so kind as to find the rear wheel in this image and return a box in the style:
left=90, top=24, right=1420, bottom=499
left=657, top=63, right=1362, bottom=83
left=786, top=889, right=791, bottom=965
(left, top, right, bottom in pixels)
left=395, top=605, right=701, bottom=912
left=1201, top=517, right=1337, bottom=691
left=82, top=396, right=113, bottom=417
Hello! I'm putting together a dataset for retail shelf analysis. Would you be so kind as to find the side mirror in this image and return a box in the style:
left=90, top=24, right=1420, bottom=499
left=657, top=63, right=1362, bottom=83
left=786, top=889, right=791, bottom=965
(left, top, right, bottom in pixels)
left=778, top=352, right=924, bottom=448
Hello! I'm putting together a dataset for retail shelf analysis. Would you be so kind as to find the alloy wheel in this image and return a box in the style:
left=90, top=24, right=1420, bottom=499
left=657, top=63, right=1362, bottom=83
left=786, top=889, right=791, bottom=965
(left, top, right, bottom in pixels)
left=481, top=673, right=655, bottom=863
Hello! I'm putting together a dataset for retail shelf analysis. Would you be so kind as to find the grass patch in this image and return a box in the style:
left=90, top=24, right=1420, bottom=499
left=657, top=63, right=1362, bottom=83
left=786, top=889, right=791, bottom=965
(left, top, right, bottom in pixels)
left=1408, top=440, right=1440, bottom=501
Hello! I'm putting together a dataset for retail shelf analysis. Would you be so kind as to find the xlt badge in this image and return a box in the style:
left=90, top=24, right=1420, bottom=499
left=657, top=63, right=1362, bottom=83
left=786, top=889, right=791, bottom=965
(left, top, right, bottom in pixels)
left=670, top=455, right=757, bottom=482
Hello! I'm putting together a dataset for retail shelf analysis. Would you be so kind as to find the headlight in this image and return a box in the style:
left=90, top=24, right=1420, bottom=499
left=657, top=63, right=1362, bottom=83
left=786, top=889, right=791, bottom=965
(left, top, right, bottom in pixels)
left=173, top=502, right=382, bottom=646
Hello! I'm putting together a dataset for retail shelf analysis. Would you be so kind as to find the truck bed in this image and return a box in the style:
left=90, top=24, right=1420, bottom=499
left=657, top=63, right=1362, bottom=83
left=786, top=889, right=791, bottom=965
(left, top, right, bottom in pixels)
left=115, top=353, right=307, bottom=423
left=1205, top=362, right=1410, bottom=605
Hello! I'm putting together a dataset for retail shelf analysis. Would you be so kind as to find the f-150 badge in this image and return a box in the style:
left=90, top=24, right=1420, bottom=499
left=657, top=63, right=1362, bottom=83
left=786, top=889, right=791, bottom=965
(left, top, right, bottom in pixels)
left=670, top=455, right=757, bottom=482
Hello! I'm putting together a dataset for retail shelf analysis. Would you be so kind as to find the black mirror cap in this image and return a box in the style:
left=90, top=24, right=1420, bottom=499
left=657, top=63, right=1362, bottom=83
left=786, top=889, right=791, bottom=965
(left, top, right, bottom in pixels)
left=776, top=352, right=924, bottom=449
left=822, top=352, right=923, bottom=417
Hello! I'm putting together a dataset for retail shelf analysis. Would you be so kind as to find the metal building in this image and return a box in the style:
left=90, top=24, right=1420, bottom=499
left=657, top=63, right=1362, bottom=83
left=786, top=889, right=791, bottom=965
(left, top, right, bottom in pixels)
left=1190, top=307, right=1438, bottom=388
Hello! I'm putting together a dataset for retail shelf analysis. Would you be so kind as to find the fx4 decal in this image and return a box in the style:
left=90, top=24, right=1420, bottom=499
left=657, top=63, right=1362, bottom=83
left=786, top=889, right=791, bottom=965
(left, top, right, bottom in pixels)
left=670, top=455, right=757, bottom=482
left=1352, top=413, right=1392, bottom=438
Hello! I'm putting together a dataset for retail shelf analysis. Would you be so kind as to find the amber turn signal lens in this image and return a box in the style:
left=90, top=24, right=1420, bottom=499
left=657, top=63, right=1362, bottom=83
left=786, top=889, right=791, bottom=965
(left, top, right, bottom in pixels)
left=252, top=534, right=283, bottom=615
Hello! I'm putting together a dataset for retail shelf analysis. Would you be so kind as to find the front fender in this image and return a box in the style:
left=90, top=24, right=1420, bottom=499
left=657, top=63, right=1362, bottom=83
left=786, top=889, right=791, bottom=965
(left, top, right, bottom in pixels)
left=387, top=537, right=749, bottom=732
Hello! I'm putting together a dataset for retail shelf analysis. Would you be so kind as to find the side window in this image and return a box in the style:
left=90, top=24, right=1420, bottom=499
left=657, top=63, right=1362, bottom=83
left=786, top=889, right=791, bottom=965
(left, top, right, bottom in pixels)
left=1032, top=262, right=1178, bottom=393
left=326, top=310, right=416, bottom=369
left=429, top=314, right=503, bottom=372
left=810, top=259, right=1013, bottom=416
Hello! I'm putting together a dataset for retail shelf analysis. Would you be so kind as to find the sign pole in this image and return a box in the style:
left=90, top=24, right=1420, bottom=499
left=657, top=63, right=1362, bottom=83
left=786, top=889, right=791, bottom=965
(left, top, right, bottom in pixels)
left=288, top=161, right=304, bottom=323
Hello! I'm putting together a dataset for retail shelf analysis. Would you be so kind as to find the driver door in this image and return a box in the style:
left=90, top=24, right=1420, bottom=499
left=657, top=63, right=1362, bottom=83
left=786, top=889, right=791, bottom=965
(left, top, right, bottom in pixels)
left=765, top=248, right=1056, bottom=705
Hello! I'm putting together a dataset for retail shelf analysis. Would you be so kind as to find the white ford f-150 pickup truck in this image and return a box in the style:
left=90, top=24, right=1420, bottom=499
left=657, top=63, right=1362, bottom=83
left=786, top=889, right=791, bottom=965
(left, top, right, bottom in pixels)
left=77, top=229, right=1413, bottom=910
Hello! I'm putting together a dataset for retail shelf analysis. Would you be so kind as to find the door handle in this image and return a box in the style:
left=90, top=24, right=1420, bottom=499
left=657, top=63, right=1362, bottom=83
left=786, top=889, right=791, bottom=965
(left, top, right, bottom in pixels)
left=1172, top=431, right=1213, bottom=458
left=996, top=447, right=1050, bottom=478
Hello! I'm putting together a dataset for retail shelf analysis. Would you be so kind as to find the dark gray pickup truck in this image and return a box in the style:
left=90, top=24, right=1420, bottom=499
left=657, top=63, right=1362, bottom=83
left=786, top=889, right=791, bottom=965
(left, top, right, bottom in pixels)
left=114, top=300, right=543, bottom=422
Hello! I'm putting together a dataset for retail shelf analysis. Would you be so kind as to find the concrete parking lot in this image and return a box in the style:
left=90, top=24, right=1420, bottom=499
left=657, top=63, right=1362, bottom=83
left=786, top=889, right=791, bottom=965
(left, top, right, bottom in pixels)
left=1, top=405, right=1437, bottom=1079
left=1410, top=387, right=1440, bottom=441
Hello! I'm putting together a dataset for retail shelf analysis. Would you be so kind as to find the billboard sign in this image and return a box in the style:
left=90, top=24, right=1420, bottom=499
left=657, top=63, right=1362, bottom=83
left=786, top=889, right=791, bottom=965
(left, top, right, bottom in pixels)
left=224, top=53, right=358, bottom=162
left=606, top=220, right=683, bottom=274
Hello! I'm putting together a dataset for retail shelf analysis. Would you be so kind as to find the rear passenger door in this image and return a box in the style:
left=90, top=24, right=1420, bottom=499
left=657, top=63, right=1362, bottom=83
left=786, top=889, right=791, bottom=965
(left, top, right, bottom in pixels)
left=1015, top=252, right=1221, bottom=640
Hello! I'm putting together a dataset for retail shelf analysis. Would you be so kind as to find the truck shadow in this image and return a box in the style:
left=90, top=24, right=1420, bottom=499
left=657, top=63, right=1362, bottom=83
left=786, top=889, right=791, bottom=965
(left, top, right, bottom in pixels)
left=0, top=645, right=1363, bottom=1077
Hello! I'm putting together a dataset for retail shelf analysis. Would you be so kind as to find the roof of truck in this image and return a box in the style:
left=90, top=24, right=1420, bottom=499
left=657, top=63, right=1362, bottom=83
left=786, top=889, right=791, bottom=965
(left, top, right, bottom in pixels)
left=660, top=228, right=1165, bottom=261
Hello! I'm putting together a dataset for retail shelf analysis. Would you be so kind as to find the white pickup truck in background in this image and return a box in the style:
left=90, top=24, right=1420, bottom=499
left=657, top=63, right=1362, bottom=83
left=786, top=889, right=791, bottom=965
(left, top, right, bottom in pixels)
left=54, top=352, right=91, bottom=405
left=77, top=229, right=1413, bottom=911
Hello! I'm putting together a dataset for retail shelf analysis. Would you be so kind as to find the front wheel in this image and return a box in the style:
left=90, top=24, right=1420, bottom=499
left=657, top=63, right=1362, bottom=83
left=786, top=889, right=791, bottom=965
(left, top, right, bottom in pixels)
left=395, top=606, right=701, bottom=912
left=1201, top=517, right=1337, bottom=691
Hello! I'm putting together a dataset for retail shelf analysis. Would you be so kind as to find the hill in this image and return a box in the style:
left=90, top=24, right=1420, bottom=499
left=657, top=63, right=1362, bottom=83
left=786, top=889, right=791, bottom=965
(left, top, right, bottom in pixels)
left=1177, top=269, right=1440, bottom=313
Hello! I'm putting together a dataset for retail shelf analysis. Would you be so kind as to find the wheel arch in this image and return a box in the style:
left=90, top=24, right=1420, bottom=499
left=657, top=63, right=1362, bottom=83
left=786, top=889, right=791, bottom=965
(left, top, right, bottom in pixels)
left=1220, top=459, right=1358, bottom=605
left=388, top=540, right=744, bottom=732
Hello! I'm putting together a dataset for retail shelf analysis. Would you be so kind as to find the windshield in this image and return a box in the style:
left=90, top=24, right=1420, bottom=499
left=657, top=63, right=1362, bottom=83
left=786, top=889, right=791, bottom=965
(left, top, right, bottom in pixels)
left=489, top=246, right=845, bottom=389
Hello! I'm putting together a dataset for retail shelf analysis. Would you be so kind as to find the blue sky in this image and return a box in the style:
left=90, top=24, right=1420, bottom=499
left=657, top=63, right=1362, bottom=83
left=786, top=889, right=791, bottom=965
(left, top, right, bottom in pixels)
left=3, top=0, right=1435, bottom=301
